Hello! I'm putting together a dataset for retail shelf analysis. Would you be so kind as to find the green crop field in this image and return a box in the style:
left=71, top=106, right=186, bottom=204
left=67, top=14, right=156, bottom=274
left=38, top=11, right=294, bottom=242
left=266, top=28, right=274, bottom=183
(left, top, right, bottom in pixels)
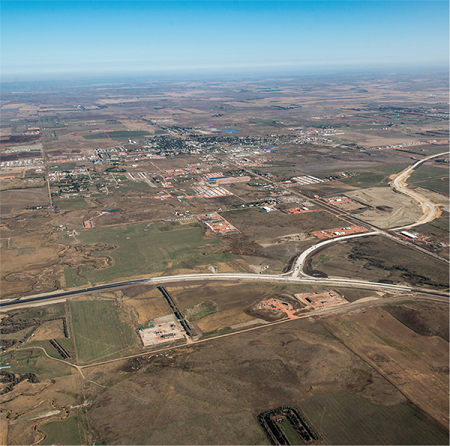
left=299, top=391, right=448, bottom=445
left=69, top=300, right=137, bottom=364
left=83, top=130, right=149, bottom=140
left=41, top=410, right=87, bottom=445
left=82, top=132, right=109, bottom=139
left=407, top=165, right=449, bottom=196
left=61, top=223, right=235, bottom=287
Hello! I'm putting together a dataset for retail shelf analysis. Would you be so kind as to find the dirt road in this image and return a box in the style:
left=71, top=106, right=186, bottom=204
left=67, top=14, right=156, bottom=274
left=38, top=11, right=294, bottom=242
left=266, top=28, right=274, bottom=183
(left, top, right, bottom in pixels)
left=391, top=151, right=449, bottom=230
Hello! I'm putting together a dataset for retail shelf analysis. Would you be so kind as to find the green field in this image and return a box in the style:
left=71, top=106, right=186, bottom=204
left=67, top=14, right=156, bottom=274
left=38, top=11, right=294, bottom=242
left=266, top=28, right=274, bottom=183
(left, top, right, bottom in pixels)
left=25, top=340, right=68, bottom=360
left=41, top=410, right=87, bottom=445
left=83, top=132, right=109, bottom=139
left=61, top=223, right=235, bottom=286
left=279, top=418, right=305, bottom=445
left=299, top=391, right=448, bottom=445
left=407, top=165, right=449, bottom=196
left=64, top=268, right=89, bottom=287
left=83, top=130, right=149, bottom=140
left=70, top=300, right=137, bottom=364
left=0, top=349, right=72, bottom=380
left=18, top=303, right=66, bottom=320
left=339, top=164, right=409, bottom=188
left=50, top=161, right=78, bottom=171
left=53, top=196, right=88, bottom=211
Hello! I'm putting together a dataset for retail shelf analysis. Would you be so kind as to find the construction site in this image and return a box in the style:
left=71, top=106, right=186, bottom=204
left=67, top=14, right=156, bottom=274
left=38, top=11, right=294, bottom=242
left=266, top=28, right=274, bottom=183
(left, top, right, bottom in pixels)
left=287, top=206, right=313, bottom=214
left=196, top=212, right=240, bottom=235
left=295, top=290, right=347, bottom=310
left=258, top=298, right=299, bottom=319
left=311, top=225, right=368, bottom=239
left=138, top=314, right=186, bottom=346
left=326, top=196, right=355, bottom=206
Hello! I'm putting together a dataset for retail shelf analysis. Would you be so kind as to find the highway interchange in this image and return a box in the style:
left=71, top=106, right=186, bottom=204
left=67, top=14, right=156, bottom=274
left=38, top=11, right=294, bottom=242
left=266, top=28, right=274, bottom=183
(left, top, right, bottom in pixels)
left=1, top=151, right=448, bottom=311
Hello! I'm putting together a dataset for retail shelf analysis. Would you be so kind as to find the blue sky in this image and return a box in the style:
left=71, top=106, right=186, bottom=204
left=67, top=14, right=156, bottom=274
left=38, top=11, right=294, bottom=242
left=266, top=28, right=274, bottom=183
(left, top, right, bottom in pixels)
left=1, top=1, right=449, bottom=81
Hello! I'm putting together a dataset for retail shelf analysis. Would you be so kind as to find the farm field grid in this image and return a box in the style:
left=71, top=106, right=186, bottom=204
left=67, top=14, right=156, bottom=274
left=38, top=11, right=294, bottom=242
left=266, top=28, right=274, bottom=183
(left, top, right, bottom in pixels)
left=0, top=72, right=449, bottom=445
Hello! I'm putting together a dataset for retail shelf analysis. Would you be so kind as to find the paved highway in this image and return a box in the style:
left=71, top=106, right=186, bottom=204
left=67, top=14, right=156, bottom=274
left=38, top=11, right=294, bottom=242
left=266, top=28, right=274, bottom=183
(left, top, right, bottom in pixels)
left=0, top=272, right=418, bottom=310
left=1, top=153, right=448, bottom=310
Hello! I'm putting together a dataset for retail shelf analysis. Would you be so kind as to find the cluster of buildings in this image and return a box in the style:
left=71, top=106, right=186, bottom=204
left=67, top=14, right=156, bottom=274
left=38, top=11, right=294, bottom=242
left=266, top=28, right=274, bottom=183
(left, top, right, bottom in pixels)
left=191, top=185, right=233, bottom=198
left=326, top=196, right=355, bottom=206
left=196, top=212, right=239, bottom=235
left=296, top=290, right=347, bottom=310
left=370, top=140, right=447, bottom=150
left=291, top=175, right=324, bottom=185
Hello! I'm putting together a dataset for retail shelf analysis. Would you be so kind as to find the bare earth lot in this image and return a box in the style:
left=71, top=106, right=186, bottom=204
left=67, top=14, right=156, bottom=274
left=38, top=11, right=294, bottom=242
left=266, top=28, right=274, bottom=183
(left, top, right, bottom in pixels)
left=346, top=187, right=423, bottom=228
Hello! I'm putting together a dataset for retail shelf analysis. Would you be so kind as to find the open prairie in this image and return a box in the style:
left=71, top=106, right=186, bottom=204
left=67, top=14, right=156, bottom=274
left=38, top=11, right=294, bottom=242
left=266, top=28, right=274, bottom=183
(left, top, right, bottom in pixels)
left=319, top=306, right=449, bottom=430
left=1, top=71, right=448, bottom=445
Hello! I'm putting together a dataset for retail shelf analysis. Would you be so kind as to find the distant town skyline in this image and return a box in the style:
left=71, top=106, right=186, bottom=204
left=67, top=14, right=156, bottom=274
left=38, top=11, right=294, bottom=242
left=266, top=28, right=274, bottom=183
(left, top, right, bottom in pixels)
left=1, top=1, right=449, bottom=82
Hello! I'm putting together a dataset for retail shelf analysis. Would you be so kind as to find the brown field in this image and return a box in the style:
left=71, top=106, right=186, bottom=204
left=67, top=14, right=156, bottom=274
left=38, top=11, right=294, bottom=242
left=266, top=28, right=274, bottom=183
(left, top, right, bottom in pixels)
left=346, top=187, right=423, bottom=228
left=82, top=316, right=410, bottom=444
left=166, top=282, right=275, bottom=333
left=382, top=300, right=449, bottom=341
left=319, top=306, right=449, bottom=429
left=31, top=319, right=65, bottom=341
left=124, top=292, right=172, bottom=326
left=223, top=208, right=349, bottom=245
left=0, top=188, right=49, bottom=214
left=2, top=372, right=82, bottom=446
left=310, top=235, right=449, bottom=288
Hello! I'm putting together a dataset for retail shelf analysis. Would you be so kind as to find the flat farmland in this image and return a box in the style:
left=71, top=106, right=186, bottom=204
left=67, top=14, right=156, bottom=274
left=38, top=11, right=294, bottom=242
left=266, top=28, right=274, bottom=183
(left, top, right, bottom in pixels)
left=83, top=130, right=149, bottom=140
left=69, top=300, right=137, bottom=364
left=407, top=165, right=449, bottom=196
left=41, top=410, right=87, bottom=445
left=319, top=307, right=449, bottom=430
left=84, top=316, right=412, bottom=445
left=0, top=188, right=49, bottom=214
left=166, top=282, right=276, bottom=333
left=299, top=391, right=448, bottom=445
left=53, top=196, right=89, bottom=211
left=61, top=223, right=237, bottom=287
left=339, top=163, right=410, bottom=188
left=310, top=235, right=449, bottom=288
left=223, top=208, right=348, bottom=245
left=123, top=290, right=172, bottom=327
